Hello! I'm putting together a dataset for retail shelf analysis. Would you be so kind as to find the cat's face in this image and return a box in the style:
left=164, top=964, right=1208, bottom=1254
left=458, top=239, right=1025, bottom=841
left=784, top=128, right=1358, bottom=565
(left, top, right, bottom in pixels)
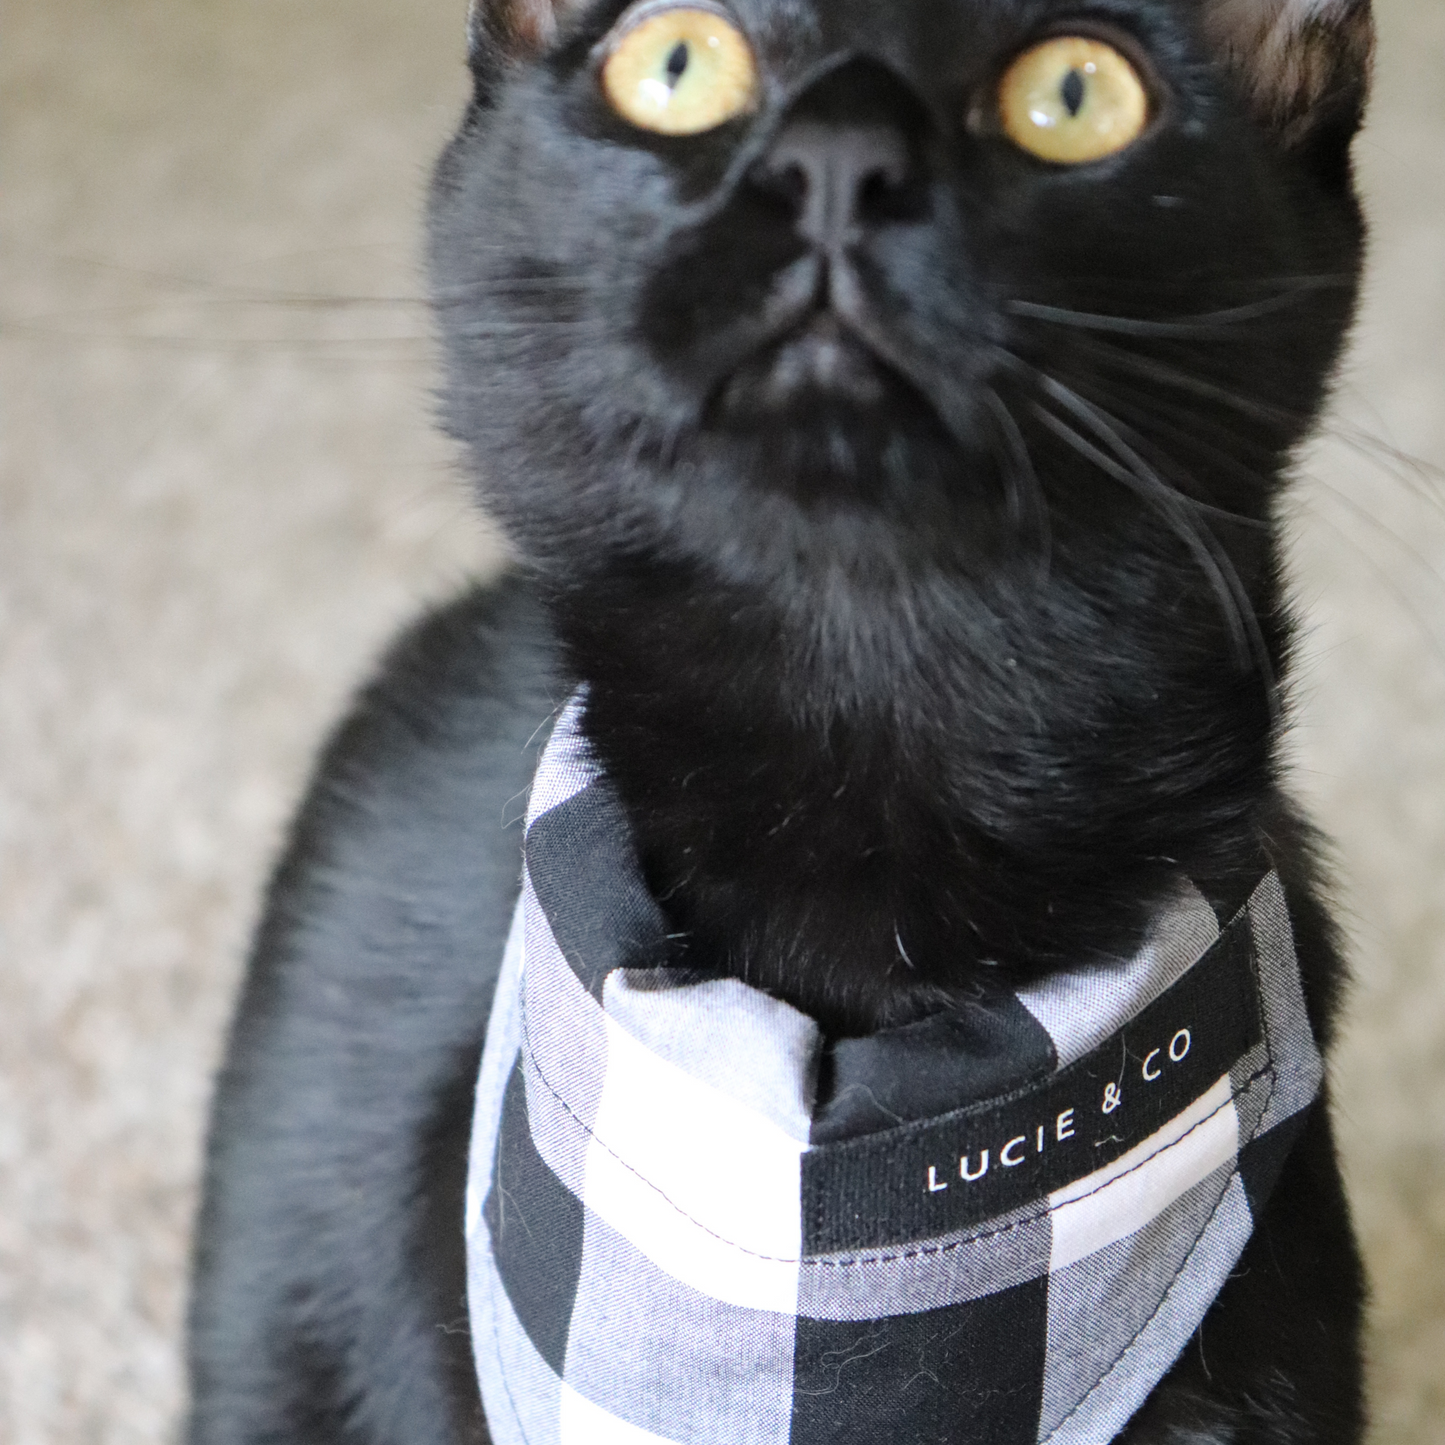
left=430, top=0, right=1368, bottom=650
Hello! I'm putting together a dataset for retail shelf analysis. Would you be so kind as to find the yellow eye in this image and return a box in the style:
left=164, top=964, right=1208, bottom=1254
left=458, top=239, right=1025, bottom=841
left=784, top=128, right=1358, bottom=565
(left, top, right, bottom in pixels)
left=997, top=36, right=1149, bottom=164
left=600, top=4, right=758, bottom=136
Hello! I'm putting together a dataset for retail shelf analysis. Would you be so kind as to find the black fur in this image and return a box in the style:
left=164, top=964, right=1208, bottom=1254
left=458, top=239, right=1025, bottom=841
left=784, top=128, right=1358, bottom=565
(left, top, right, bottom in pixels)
left=189, top=0, right=1372, bottom=1439
left=188, top=582, right=554, bottom=1444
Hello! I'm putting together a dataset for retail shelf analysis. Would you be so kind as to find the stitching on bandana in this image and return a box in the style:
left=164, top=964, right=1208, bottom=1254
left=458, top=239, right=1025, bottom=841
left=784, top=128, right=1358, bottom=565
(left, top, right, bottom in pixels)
left=1038, top=1165, right=1240, bottom=1442
left=1035, top=901, right=1290, bottom=1441
left=517, top=984, right=1276, bottom=1272
left=1039, top=1062, right=1282, bottom=1443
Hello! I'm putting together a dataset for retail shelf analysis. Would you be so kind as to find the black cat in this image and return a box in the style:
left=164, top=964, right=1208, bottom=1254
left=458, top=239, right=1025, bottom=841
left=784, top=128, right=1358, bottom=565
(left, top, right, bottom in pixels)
left=187, top=0, right=1376, bottom=1439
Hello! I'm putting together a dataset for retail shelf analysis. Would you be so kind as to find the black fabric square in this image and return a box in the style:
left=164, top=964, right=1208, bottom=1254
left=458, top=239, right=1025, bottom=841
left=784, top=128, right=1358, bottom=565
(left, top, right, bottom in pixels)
left=1239, top=1108, right=1309, bottom=1222
left=812, top=993, right=1058, bottom=1144
left=789, top=1277, right=1048, bottom=1445
left=483, top=1059, right=586, bottom=1374
left=525, top=782, right=668, bottom=996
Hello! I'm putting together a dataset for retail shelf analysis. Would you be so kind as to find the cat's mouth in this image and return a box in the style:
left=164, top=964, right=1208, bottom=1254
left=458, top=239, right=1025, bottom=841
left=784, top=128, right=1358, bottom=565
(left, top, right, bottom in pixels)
left=715, top=312, right=891, bottom=412
left=706, top=307, right=938, bottom=437
left=661, top=246, right=979, bottom=478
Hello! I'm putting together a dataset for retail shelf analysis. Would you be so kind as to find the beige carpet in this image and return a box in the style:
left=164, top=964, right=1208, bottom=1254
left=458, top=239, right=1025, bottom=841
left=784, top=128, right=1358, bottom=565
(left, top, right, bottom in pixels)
left=1, top=1, right=1441, bottom=1441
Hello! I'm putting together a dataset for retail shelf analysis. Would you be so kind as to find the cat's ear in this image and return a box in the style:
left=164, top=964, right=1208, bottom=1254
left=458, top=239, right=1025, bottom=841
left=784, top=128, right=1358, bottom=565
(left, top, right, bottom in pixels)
left=466, top=0, right=584, bottom=72
left=1202, top=0, right=1374, bottom=147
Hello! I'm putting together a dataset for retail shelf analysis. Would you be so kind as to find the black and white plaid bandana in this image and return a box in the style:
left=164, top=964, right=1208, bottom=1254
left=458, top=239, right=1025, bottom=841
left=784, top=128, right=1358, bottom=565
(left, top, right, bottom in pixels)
left=466, top=696, right=1323, bottom=1444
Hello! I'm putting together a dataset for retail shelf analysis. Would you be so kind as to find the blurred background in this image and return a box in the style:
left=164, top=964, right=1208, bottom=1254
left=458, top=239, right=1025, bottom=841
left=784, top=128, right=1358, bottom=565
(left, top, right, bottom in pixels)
left=1, top=0, right=1441, bottom=1440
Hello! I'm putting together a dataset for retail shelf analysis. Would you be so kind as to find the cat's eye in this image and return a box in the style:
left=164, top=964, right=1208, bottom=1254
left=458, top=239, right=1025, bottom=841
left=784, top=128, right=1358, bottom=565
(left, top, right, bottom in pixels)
left=997, top=36, right=1150, bottom=164
left=599, top=2, right=758, bottom=136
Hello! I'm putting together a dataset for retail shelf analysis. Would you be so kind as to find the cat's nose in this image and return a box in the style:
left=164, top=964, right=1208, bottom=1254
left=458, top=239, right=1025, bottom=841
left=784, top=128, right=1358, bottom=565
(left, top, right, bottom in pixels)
left=749, top=59, right=928, bottom=254
left=753, top=119, right=911, bottom=252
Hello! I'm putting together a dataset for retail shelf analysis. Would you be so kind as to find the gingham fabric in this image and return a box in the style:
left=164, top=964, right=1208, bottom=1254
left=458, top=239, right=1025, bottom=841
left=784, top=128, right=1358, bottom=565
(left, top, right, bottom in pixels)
left=465, top=695, right=1323, bottom=1445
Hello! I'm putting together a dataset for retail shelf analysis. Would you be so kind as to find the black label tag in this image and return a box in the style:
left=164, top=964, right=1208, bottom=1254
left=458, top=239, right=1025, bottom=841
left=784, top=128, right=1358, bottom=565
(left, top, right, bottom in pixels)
left=801, top=917, right=1262, bottom=1254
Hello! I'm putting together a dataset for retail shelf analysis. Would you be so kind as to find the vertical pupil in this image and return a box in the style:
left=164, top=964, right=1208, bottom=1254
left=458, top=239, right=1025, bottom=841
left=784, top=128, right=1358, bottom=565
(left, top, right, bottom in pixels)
left=665, top=41, right=690, bottom=84
left=1060, top=68, right=1086, bottom=117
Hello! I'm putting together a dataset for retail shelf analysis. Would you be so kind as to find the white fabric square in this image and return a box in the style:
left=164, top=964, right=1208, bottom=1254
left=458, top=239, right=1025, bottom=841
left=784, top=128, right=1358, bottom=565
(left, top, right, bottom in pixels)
left=581, top=1003, right=806, bottom=1312
left=1049, top=1074, right=1237, bottom=1273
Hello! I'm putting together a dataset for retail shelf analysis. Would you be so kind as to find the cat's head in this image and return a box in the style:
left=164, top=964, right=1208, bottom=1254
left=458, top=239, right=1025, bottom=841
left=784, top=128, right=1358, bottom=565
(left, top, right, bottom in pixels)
left=429, top=0, right=1371, bottom=696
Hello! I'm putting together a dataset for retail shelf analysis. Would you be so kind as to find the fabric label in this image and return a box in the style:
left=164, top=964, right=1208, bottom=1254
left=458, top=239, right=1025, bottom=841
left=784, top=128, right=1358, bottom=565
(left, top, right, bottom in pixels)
left=802, top=916, right=1261, bottom=1253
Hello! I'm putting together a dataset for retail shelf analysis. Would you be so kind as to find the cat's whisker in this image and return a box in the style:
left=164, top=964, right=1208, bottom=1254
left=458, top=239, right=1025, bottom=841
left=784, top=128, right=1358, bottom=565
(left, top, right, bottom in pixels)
left=1045, top=332, right=1308, bottom=431
left=980, top=386, right=1052, bottom=578
left=0, top=323, right=437, bottom=358
left=1004, top=274, right=1352, bottom=340
left=450, top=322, right=591, bottom=335
left=1037, top=371, right=1260, bottom=599
left=656, top=411, right=693, bottom=472
left=1029, top=396, right=1267, bottom=688
left=1060, top=331, right=1445, bottom=533
left=1300, top=475, right=1445, bottom=674
left=1000, top=353, right=1274, bottom=696
left=1305, top=502, right=1445, bottom=671
left=1039, top=373, right=1275, bottom=530
left=1042, top=376, right=1445, bottom=686
left=618, top=415, right=659, bottom=482
left=5, top=297, right=436, bottom=328
left=432, top=280, right=592, bottom=308
left=1315, top=420, right=1445, bottom=529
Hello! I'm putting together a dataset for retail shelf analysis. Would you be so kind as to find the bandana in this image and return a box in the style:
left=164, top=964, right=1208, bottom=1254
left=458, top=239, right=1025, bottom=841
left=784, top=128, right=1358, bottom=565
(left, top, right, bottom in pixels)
left=465, top=696, right=1323, bottom=1445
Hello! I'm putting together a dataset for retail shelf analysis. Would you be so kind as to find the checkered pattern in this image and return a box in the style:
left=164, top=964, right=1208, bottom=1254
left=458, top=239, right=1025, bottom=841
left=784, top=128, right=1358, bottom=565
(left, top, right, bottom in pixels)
left=465, top=695, right=1323, bottom=1444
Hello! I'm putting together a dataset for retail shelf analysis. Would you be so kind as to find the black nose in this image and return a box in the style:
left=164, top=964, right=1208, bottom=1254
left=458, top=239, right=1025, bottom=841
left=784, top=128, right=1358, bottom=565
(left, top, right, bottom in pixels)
left=755, top=121, right=909, bottom=250
left=750, top=60, right=928, bottom=252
